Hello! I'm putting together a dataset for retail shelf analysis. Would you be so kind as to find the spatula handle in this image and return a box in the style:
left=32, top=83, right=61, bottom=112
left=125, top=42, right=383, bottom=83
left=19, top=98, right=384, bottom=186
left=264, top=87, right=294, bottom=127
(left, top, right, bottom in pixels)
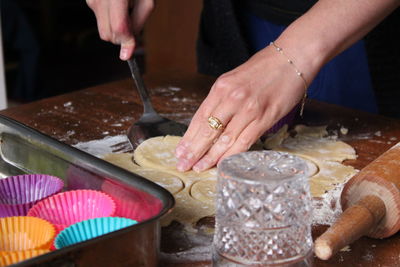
left=127, top=57, right=156, bottom=115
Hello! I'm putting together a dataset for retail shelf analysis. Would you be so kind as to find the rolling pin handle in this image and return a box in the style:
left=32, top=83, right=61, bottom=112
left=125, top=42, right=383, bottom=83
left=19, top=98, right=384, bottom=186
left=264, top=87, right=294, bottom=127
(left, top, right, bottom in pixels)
left=315, top=195, right=386, bottom=260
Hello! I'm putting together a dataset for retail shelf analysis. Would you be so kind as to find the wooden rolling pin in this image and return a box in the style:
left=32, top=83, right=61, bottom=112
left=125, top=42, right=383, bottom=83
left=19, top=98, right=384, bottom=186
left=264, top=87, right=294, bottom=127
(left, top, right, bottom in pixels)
left=315, top=142, right=400, bottom=260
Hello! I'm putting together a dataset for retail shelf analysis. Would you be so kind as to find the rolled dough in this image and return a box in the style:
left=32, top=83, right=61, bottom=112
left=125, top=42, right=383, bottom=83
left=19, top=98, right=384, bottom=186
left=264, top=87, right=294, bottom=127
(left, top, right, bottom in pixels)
left=103, top=125, right=358, bottom=229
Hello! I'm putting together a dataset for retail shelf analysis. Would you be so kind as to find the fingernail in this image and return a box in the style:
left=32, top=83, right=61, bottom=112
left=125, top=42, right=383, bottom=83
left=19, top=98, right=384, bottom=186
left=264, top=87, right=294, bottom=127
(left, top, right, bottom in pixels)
left=193, top=159, right=208, bottom=173
left=186, top=152, right=194, bottom=160
left=120, top=48, right=128, bottom=60
left=177, top=159, right=190, bottom=172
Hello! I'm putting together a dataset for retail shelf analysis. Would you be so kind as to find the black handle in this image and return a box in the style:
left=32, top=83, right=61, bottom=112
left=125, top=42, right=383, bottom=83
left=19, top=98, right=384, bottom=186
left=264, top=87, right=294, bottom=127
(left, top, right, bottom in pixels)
left=127, top=58, right=156, bottom=115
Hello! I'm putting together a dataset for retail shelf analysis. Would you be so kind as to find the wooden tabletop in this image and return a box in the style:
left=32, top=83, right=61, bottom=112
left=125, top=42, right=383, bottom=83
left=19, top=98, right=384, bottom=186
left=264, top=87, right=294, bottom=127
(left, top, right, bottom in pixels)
left=2, top=72, right=400, bottom=266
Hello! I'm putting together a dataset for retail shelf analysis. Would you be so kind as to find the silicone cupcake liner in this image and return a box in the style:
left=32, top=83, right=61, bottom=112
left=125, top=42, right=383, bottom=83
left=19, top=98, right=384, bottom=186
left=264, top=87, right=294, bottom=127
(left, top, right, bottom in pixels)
left=101, top=180, right=162, bottom=222
left=0, top=249, right=49, bottom=267
left=27, top=190, right=116, bottom=232
left=0, top=174, right=64, bottom=218
left=54, top=217, right=137, bottom=249
left=0, top=216, right=55, bottom=251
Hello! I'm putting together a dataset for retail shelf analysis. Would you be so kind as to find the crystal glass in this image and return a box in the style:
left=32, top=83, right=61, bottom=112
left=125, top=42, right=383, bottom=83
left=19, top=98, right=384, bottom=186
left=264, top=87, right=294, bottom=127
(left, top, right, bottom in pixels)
left=213, top=151, right=313, bottom=266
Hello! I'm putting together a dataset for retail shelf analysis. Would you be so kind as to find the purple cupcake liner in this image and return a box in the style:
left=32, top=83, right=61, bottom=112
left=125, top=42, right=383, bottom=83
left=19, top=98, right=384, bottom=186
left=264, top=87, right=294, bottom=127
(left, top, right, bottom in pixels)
left=0, top=174, right=64, bottom=217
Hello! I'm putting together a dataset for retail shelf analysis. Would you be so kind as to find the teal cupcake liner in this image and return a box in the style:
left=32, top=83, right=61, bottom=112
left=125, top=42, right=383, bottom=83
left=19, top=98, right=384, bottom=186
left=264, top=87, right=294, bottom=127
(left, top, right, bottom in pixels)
left=54, top=217, right=137, bottom=249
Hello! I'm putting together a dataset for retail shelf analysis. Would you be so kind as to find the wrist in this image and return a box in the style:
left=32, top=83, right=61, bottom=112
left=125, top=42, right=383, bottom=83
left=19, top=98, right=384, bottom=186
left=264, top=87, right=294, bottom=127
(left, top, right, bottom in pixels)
left=268, top=41, right=309, bottom=116
left=274, top=32, right=327, bottom=86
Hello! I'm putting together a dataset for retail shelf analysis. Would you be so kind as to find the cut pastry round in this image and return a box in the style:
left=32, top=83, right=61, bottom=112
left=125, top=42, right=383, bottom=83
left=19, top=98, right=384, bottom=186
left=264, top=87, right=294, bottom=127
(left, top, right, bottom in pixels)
left=103, top=152, right=184, bottom=194
left=134, top=136, right=181, bottom=170
left=190, top=179, right=217, bottom=206
left=134, top=168, right=184, bottom=194
left=102, top=153, right=140, bottom=172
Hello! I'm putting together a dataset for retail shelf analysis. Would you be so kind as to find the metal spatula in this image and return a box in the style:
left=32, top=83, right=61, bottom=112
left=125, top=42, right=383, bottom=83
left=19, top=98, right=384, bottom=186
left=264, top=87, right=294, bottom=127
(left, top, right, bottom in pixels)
left=126, top=58, right=188, bottom=149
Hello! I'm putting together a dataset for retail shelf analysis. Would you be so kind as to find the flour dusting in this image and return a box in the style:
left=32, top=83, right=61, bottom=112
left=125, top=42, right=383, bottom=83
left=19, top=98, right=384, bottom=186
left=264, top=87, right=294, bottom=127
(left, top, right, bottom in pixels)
left=312, top=183, right=347, bottom=225
left=160, top=245, right=212, bottom=263
left=73, top=135, right=129, bottom=157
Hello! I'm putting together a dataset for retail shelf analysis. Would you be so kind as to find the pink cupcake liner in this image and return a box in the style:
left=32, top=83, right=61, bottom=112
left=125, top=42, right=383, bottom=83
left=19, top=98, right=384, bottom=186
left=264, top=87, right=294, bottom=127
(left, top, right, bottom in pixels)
left=101, top=180, right=162, bottom=222
left=27, top=189, right=115, bottom=232
left=0, top=174, right=64, bottom=217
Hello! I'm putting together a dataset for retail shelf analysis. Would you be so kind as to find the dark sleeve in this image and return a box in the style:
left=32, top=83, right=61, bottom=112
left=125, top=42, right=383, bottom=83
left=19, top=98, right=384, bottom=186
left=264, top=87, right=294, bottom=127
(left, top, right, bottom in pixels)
left=240, top=0, right=317, bottom=26
left=196, top=0, right=250, bottom=76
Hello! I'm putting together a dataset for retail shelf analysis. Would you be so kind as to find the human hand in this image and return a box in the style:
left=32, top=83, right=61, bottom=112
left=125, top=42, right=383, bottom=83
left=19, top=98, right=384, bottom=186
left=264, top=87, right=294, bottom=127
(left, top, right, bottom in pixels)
left=175, top=45, right=313, bottom=172
left=172, top=0, right=398, bottom=173
left=86, top=0, right=154, bottom=60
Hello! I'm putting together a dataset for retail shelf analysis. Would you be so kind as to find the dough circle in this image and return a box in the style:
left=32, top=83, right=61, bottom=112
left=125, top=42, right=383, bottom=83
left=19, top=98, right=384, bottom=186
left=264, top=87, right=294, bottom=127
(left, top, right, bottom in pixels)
left=190, top=179, right=217, bottom=206
left=134, top=168, right=184, bottom=194
left=133, top=135, right=181, bottom=170
left=103, top=152, right=184, bottom=194
left=265, top=125, right=358, bottom=197
left=303, top=159, right=319, bottom=177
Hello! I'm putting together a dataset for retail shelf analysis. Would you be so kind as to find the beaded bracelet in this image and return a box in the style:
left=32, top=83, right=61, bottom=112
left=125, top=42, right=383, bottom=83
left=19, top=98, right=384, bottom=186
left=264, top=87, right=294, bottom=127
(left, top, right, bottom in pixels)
left=270, top=41, right=308, bottom=116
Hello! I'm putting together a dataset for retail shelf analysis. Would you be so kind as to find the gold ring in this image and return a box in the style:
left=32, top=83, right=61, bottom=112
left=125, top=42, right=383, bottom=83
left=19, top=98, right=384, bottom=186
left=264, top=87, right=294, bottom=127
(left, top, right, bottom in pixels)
left=208, top=116, right=224, bottom=130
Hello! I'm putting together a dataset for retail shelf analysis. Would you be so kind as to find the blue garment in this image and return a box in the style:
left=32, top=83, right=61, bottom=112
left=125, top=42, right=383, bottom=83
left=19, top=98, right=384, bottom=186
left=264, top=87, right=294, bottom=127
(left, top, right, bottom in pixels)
left=243, top=12, right=378, bottom=113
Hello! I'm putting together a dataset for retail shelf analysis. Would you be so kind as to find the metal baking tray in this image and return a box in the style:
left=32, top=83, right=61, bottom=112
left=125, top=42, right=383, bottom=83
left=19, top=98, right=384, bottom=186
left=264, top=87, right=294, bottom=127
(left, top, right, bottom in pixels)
left=0, top=114, right=174, bottom=267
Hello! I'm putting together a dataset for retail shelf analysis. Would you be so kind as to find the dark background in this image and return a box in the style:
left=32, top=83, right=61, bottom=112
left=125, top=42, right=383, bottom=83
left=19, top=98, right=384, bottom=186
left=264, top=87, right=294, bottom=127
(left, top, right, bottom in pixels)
left=2, top=0, right=131, bottom=102
left=1, top=0, right=399, bottom=117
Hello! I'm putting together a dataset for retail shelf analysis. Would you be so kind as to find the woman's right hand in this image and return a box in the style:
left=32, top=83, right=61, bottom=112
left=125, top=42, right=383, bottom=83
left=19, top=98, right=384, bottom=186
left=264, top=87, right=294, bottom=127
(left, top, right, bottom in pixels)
left=86, top=0, right=154, bottom=60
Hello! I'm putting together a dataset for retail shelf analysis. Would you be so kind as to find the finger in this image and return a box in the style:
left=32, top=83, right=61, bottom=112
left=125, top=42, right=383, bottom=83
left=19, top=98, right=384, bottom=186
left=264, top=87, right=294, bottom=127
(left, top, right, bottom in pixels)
left=131, top=0, right=155, bottom=34
left=176, top=85, right=255, bottom=172
left=91, top=1, right=112, bottom=41
left=217, top=108, right=281, bottom=164
left=107, top=0, right=136, bottom=60
left=192, top=99, right=262, bottom=172
left=175, top=112, right=228, bottom=172
left=217, top=121, right=268, bottom=165
left=175, top=83, right=222, bottom=158
left=176, top=73, right=241, bottom=153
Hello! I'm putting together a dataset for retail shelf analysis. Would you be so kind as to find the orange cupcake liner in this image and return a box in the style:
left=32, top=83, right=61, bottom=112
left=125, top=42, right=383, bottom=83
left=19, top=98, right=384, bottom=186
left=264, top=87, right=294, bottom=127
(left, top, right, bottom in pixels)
left=0, top=249, right=49, bottom=267
left=0, top=216, right=55, bottom=252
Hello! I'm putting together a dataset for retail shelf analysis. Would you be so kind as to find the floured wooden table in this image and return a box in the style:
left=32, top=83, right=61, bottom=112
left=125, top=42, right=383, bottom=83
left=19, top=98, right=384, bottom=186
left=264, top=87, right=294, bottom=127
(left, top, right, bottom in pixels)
left=2, top=72, right=400, bottom=266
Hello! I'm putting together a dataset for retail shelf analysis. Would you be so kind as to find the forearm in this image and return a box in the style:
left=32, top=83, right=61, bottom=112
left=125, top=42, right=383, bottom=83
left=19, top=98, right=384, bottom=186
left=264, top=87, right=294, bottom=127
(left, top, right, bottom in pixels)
left=275, top=0, right=399, bottom=83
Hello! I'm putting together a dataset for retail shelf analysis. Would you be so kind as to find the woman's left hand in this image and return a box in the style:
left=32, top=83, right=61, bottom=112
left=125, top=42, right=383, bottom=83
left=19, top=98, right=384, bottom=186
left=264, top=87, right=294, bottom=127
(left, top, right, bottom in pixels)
left=174, top=45, right=308, bottom=172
